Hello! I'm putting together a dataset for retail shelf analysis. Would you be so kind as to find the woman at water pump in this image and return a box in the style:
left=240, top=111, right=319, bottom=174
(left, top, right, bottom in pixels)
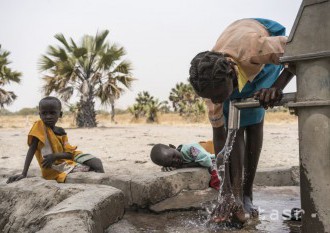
left=189, top=18, right=295, bottom=223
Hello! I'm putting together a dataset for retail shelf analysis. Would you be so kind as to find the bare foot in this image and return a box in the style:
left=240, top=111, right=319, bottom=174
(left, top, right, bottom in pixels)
left=243, top=195, right=259, bottom=218
left=233, top=199, right=249, bottom=223
left=211, top=194, right=248, bottom=224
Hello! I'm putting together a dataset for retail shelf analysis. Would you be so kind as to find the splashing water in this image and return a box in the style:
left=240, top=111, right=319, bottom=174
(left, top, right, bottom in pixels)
left=217, top=128, right=238, bottom=197
left=205, top=128, right=239, bottom=224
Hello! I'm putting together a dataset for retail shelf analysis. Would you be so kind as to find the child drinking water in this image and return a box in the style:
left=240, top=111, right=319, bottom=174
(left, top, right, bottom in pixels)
left=150, top=141, right=220, bottom=190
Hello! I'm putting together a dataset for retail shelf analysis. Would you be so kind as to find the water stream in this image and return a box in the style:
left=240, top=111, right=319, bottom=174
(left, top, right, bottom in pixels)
left=201, top=128, right=239, bottom=226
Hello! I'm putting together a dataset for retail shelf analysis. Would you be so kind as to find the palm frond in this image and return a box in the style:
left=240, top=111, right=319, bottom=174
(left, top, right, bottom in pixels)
left=38, top=55, right=56, bottom=71
left=70, top=38, right=78, bottom=49
left=113, top=60, right=132, bottom=74
left=73, top=47, right=87, bottom=58
left=94, top=30, right=109, bottom=52
left=115, top=75, right=135, bottom=89
left=54, top=33, right=73, bottom=52
left=0, top=88, right=17, bottom=107
left=58, top=86, right=74, bottom=102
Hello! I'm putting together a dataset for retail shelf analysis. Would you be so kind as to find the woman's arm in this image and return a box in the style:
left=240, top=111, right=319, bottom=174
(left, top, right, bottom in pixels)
left=254, top=68, right=295, bottom=109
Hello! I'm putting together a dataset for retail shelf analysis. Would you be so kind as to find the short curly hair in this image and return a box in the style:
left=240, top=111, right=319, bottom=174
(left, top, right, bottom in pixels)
left=189, top=51, right=236, bottom=94
left=39, top=96, right=62, bottom=110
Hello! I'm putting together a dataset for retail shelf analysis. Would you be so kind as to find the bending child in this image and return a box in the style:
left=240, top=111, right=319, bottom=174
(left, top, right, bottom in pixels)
left=7, top=96, right=104, bottom=184
left=150, top=141, right=221, bottom=190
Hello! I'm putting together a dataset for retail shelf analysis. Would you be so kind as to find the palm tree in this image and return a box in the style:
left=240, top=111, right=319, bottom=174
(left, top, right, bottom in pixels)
left=0, top=45, right=22, bottom=108
left=128, top=91, right=153, bottom=119
left=169, top=82, right=186, bottom=113
left=169, top=82, right=200, bottom=116
left=129, top=91, right=168, bottom=122
left=169, top=82, right=206, bottom=119
left=146, top=98, right=168, bottom=122
left=39, top=30, right=134, bottom=127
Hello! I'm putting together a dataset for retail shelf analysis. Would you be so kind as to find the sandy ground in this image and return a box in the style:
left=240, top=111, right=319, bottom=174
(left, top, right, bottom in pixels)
left=0, top=121, right=299, bottom=177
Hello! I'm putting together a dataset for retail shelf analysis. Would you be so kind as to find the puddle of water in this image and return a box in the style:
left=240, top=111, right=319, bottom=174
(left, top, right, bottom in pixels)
left=107, top=187, right=301, bottom=233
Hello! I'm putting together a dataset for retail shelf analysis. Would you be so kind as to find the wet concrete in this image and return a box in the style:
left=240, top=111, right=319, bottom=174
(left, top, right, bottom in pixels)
left=107, top=186, right=301, bottom=233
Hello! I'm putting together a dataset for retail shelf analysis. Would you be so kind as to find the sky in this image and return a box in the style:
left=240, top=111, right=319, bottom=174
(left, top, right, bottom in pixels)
left=0, top=0, right=302, bottom=111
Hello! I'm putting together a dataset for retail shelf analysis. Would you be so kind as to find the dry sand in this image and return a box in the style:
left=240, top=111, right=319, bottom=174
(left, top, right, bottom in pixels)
left=0, top=116, right=299, bottom=177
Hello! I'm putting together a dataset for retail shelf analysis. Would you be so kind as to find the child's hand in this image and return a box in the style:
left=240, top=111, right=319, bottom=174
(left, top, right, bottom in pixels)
left=254, top=87, right=283, bottom=109
left=209, top=170, right=221, bottom=190
left=42, top=154, right=56, bottom=168
left=6, top=174, right=26, bottom=184
left=161, top=166, right=177, bottom=172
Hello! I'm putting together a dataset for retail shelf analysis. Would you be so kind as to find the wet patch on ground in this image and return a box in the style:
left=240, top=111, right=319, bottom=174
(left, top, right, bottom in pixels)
left=107, top=186, right=301, bottom=233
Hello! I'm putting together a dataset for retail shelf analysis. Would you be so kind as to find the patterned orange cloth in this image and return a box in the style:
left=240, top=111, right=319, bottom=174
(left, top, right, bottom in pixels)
left=28, top=120, right=81, bottom=182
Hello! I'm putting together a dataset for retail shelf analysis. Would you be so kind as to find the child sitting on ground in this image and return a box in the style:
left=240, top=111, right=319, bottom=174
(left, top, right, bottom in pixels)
left=7, top=96, right=104, bottom=184
left=150, top=141, right=221, bottom=190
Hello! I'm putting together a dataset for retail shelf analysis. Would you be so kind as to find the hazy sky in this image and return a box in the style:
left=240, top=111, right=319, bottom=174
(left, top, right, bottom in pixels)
left=1, top=0, right=302, bottom=111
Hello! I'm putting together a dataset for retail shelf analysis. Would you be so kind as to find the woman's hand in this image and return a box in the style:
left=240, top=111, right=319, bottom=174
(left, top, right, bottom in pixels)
left=254, top=87, right=283, bottom=109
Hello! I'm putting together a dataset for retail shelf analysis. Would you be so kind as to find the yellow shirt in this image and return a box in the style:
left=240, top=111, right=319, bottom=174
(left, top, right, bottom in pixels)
left=28, top=120, right=81, bottom=182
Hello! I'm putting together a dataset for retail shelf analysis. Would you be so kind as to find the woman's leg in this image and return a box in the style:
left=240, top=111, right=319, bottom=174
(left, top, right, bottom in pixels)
left=243, top=119, right=264, bottom=217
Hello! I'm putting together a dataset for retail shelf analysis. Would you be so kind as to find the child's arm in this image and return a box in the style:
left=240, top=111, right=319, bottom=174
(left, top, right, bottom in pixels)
left=181, top=162, right=201, bottom=168
left=42, top=152, right=73, bottom=168
left=6, top=136, right=39, bottom=183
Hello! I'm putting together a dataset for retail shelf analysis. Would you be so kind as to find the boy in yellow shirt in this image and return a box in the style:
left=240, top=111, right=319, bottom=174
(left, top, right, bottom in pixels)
left=7, top=96, right=104, bottom=183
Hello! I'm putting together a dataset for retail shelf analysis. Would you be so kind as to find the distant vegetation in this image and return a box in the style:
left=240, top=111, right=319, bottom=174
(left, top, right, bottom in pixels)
left=0, top=107, right=129, bottom=116
left=129, top=91, right=169, bottom=123
left=0, top=107, right=38, bottom=116
left=0, top=45, right=22, bottom=108
left=127, top=82, right=206, bottom=123
left=168, top=82, right=206, bottom=121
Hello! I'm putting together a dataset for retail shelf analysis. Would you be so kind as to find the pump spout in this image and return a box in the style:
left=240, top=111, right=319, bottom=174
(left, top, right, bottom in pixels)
left=227, top=93, right=296, bottom=131
left=233, top=92, right=296, bottom=110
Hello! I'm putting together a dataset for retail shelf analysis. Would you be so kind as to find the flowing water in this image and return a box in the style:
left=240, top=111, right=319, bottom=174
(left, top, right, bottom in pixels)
left=107, top=187, right=301, bottom=233
left=216, top=128, right=238, bottom=187
left=209, top=128, right=238, bottom=223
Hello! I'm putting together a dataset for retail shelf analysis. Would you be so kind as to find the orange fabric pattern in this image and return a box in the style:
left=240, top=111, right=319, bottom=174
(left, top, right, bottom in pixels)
left=28, top=120, right=81, bottom=182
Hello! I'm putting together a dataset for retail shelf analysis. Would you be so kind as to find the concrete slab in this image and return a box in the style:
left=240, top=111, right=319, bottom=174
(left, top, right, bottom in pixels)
left=66, top=166, right=301, bottom=210
left=37, top=215, right=90, bottom=233
left=65, top=172, right=132, bottom=207
left=149, top=188, right=218, bottom=213
left=66, top=168, right=210, bottom=208
left=0, top=177, right=125, bottom=233
left=43, top=186, right=124, bottom=232
left=130, top=168, right=210, bottom=207
left=255, top=166, right=299, bottom=186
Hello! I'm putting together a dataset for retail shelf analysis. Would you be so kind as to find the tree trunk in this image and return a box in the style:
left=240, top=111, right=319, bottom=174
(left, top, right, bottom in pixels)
left=76, top=90, right=97, bottom=127
left=110, top=99, right=115, bottom=122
